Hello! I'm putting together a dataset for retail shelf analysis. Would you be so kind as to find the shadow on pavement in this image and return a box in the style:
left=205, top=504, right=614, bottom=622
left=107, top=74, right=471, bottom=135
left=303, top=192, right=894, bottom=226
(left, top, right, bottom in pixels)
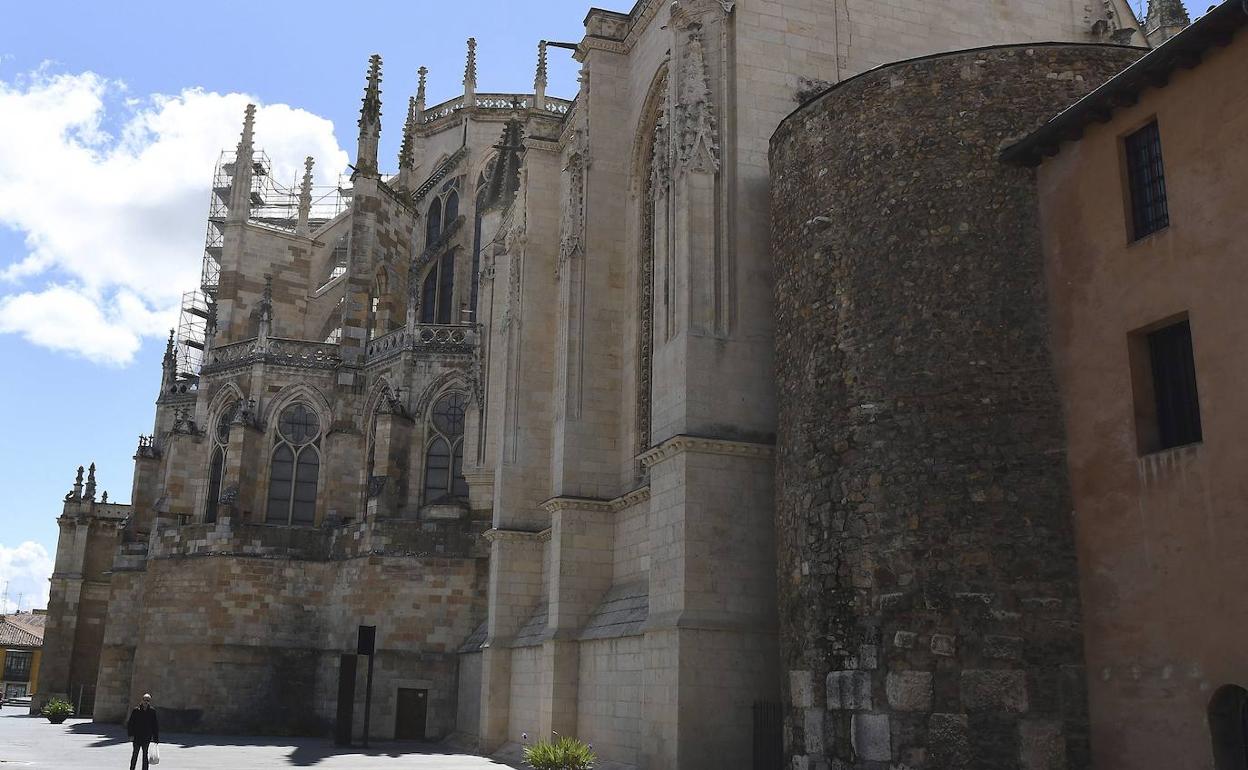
left=56, top=718, right=520, bottom=768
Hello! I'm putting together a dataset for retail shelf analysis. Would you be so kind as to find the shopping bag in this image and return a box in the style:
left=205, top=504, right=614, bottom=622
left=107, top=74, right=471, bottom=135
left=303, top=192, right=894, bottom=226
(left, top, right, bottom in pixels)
left=149, top=743, right=161, bottom=765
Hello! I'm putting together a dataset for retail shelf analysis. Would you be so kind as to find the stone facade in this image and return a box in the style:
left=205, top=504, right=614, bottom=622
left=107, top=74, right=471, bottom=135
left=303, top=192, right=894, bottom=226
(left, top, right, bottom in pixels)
left=770, top=44, right=1143, bottom=769
left=36, top=0, right=1172, bottom=766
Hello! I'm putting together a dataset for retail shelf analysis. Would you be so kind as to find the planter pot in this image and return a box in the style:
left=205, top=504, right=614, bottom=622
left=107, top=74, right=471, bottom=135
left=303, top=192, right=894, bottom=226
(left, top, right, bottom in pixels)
left=46, top=715, right=68, bottom=724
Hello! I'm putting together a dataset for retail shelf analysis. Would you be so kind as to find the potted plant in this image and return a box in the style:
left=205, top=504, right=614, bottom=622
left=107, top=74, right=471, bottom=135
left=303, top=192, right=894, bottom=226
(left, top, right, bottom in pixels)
left=523, top=734, right=596, bottom=770
left=41, top=698, right=75, bottom=724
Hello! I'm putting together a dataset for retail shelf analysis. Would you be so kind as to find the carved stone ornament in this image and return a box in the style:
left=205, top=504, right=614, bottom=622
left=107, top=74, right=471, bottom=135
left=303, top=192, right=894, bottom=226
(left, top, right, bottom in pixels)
left=219, top=484, right=239, bottom=505
left=367, top=475, right=388, bottom=498
left=469, top=340, right=485, bottom=405
left=557, top=129, right=589, bottom=278
left=674, top=21, right=719, bottom=174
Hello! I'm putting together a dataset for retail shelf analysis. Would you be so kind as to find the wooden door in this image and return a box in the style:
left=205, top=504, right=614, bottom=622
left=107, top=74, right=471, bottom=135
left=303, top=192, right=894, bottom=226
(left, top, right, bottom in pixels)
left=395, top=688, right=428, bottom=740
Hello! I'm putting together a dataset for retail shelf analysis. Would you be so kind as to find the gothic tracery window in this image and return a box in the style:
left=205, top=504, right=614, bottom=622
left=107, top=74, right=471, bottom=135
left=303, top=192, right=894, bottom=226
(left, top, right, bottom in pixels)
left=636, top=70, right=669, bottom=466
left=419, top=179, right=463, bottom=325
left=423, top=392, right=469, bottom=505
left=366, top=270, right=390, bottom=341
left=205, top=399, right=239, bottom=524
left=266, top=402, right=321, bottom=525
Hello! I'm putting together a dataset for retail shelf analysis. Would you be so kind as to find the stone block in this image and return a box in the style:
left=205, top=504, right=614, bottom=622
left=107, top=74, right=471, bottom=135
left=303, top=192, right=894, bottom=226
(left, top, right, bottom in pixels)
left=927, top=713, right=971, bottom=769
left=1020, top=719, right=1066, bottom=770
left=929, top=634, right=956, bottom=657
left=790, top=669, right=815, bottom=708
left=803, top=707, right=825, bottom=755
left=894, top=631, right=917, bottom=649
left=886, top=670, right=933, bottom=712
left=851, top=713, right=891, bottom=762
left=984, top=635, right=1024, bottom=660
left=827, top=670, right=873, bottom=711
left=961, top=669, right=1029, bottom=713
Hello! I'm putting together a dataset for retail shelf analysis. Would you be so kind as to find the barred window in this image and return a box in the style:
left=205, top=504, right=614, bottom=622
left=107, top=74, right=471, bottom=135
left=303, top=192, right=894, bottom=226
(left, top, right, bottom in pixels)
left=1125, top=121, right=1169, bottom=240
left=3, top=649, right=32, bottom=682
left=1148, top=320, right=1202, bottom=450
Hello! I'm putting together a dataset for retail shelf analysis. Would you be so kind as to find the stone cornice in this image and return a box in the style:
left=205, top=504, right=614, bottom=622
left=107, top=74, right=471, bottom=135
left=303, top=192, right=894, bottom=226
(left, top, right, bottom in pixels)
left=638, top=434, right=775, bottom=468
left=482, top=527, right=551, bottom=544
left=540, top=485, right=651, bottom=514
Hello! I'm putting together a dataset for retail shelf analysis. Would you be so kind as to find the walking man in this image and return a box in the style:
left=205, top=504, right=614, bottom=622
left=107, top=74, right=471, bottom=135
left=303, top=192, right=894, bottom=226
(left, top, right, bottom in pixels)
left=126, top=693, right=159, bottom=770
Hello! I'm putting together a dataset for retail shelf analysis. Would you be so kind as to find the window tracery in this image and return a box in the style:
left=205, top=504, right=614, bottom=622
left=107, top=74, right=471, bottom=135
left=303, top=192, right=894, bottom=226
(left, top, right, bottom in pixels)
left=266, top=402, right=321, bottom=525
left=205, top=399, right=239, bottom=523
left=418, top=178, right=463, bottom=324
left=423, top=392, right=469, bottom=505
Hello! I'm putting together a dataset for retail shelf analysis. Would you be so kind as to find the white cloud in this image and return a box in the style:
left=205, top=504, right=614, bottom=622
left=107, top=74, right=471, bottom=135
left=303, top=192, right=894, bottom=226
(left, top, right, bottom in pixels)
left=0, top=541, right=54, bottom=613
left=0, top=67, right=350, bottom=366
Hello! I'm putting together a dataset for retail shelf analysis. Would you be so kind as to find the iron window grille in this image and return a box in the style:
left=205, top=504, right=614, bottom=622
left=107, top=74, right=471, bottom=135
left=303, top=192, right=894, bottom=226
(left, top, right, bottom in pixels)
left=3, top=650, right=33, bottom=682
left=1148, top=319, right=1202, bottom=450
left=1125, top=121, right=1170, bottom=240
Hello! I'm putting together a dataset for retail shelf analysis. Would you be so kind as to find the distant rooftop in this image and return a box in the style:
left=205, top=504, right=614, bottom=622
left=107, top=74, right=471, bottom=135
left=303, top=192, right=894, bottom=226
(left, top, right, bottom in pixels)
left=0, top=614, right=45, bottom=646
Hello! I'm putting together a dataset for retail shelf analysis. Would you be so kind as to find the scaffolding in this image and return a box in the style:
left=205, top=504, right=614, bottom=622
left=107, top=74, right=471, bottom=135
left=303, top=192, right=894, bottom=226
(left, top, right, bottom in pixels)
left=176, top=149, right=352, bottom=379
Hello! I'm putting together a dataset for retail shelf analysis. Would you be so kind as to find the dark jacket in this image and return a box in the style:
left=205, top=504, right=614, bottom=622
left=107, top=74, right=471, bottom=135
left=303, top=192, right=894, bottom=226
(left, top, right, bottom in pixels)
left=127, top=705, right=159, bottom=743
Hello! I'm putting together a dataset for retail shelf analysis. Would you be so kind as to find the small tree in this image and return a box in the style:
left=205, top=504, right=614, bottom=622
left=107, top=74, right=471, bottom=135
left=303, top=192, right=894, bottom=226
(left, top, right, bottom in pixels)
left=523, top=735, right=596, bottom=770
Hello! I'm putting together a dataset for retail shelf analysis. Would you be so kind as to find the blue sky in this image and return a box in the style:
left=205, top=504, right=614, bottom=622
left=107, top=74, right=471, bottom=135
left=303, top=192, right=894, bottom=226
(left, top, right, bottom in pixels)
left=0, top=0, right=598, bottom=611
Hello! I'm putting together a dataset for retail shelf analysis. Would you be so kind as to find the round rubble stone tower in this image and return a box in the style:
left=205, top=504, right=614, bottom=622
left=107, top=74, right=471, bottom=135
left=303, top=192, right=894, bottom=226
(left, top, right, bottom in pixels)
left=769, top=44, right=1143, bottom=770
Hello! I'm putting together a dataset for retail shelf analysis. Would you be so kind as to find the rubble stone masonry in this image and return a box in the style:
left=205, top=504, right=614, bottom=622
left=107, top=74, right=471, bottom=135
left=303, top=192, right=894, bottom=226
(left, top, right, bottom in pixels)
left=769, top=44, right=1142, bottom=769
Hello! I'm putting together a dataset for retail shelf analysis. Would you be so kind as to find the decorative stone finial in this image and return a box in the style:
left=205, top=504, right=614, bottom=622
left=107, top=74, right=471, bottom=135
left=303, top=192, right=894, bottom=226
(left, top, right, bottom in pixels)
left=464, top=38, right=478, bottom=100
left=296, top=156, right=314, bottom=236
left=240, top=103, right=256, bottom=151
left=534, top=41, right=548, bottom=107
left=256, top=274, right=274, bottom=344
left=71, top=465, right=84, bottom=501
left=260, top=275, right=273, bottom=319
left=483, top=118, right=526, bottom=211
left=228, top=104, right=258, bottom=222
left=1145, top=0, right=1190, bottom=44
left=163, top=329, right=175, bottom=366
left=355, top=54, right=383, bottom=178
left=84, top=462, right=97, bottom=502
left=416, top=66, right=428, bottom=114
left=101, top=491, right=109, bottom=504
left=398, top=98, right=417, bottom=175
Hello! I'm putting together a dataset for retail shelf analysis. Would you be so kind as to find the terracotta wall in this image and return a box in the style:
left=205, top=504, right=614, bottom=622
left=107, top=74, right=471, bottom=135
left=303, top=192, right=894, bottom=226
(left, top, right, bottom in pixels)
left=1036, top=33, right=1248, bottom=770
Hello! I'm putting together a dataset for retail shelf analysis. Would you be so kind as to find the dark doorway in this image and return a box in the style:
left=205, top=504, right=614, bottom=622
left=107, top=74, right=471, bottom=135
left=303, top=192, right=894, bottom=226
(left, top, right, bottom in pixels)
left=395, top=688, right=428, bottom=741
left=1209, top=684, right=1248, bottom=769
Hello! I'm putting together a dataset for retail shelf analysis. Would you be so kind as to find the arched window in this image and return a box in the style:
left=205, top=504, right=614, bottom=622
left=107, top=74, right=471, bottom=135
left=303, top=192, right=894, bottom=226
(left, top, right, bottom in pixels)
left=471, top=169, right=490, bottom=318
left=443, top=190, right=459, bottom=229
left=205, top=400, right=239, bottom=523
left=423, top=392, right=469, bottom=504
left=419, top=251, right=456, bottom=325
left=426, top=197, right=442, bottom=246
left=1209, top=685, right=1248, bottom=769
left=266, top=402, right=321, bottom=525
left=367, top=271, right=390, bottom=341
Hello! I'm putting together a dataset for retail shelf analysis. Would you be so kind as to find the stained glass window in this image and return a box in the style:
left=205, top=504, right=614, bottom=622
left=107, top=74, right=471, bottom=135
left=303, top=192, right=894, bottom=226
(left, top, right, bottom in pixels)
left=423, top=392, right=470, bottom=505
left=267, top=402, right=321, bottom=525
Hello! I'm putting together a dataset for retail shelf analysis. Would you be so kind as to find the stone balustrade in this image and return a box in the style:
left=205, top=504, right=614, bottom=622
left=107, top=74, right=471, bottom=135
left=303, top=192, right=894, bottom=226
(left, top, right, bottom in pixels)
left=202, top=337, right=340, bottom=373
left=365, top=324, right=476, bottom=362
left=420, top=93, right=572, bottom=124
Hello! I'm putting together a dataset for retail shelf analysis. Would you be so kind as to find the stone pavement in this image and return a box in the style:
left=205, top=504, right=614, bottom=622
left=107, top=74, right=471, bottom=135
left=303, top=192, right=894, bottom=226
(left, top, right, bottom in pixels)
left=0, top=705, right=519, bottom=769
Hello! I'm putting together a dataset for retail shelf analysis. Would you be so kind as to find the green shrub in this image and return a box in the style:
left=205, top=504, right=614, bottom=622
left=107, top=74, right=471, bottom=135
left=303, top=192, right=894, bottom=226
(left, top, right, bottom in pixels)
left=41, top=698, right=75, bottom=717
left=523, top=735, right=596, bottom=770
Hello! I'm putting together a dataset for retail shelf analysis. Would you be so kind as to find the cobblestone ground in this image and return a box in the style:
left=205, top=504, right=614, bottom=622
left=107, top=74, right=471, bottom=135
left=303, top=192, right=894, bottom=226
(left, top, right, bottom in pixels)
left=0, top=705, right=518, bottom=769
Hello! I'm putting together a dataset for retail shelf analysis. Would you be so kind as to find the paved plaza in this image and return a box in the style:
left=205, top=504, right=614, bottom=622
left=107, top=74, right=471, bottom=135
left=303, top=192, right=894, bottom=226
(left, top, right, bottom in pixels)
left=0, top=705, right=518, bottom=769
